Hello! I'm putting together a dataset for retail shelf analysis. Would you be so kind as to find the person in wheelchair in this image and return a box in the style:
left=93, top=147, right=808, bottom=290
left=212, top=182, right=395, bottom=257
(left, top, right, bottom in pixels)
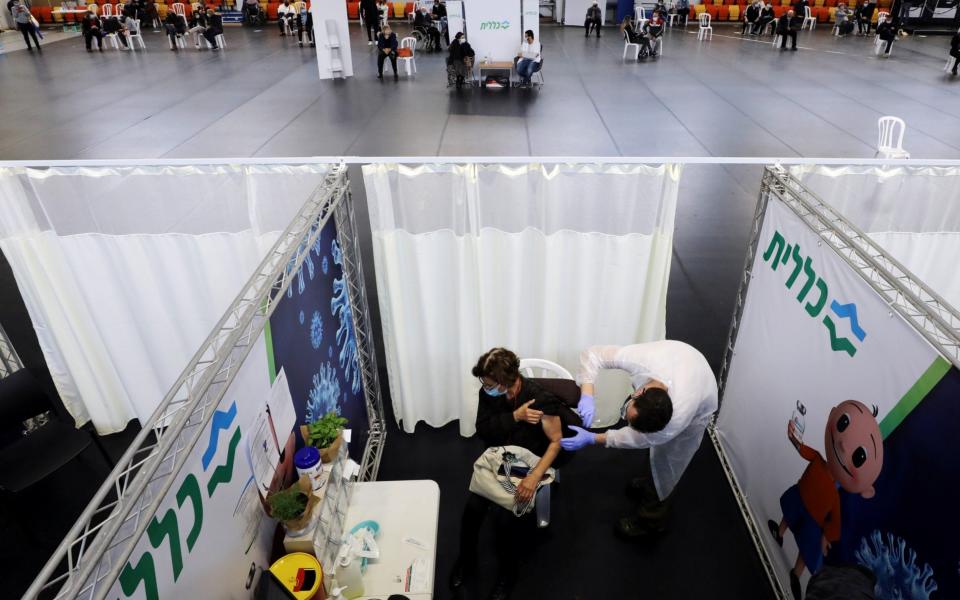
left=414, top=5, right=442, bottom=51
left=450, top=347, right=581, bottom=600
left=241, top=0, right=262, bottom=25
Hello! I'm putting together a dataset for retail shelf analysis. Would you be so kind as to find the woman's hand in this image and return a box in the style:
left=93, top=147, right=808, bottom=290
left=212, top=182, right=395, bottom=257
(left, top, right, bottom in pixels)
left=515, top=474, right=538, bottom=504
left=513, top=400, right=543, bottom=425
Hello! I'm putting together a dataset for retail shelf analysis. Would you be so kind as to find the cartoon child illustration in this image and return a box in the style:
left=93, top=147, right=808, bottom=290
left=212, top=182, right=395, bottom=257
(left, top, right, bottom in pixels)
left=767, top=399, right=884, bottom=600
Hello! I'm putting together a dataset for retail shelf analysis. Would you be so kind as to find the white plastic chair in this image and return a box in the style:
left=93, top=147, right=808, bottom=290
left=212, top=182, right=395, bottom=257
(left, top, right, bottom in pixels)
left=945, top=55, right=956, bottom=73
left=772, top=33, right=782, bottom=48
left=874, top=33, right=891, bottom=56
left=101, top=3, right=114, bottom=17
left=171, top=2, right=187, bottom=21
left=622, top=29, right=640, bottom=60
left=127, top=17, right=146, bottom=49
left=203, top=31, right=226, bottom=49
left=876, top=116, right=909, bottom=158
left=651, top=35, right=663, bottom=56
left=802, top=5, right=816, bottom=29
left=169, top=31, right=186, bottom=49
left=665, top=2, right=679, bottom=26
left=398, top=36, right=417, bottom=76
left=634, top=5, right=646, bottom=23
left=115, top=3, right=125, bottom=16
left=697, top=12, right=712, bottom=40
left=519, top=358, right=573, bottom=380
left=876, top=9, right=888, bottom=24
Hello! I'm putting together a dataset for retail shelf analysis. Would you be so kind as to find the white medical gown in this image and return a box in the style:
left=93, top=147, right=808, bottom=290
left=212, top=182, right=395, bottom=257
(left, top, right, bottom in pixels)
left=577, top=341, right=718, bottom=500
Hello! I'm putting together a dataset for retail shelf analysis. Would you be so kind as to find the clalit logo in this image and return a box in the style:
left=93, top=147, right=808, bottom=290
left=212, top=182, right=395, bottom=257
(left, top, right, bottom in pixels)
left=480, top=20, right=510, bottom=30
left=762, top=230, right=867, bottom=357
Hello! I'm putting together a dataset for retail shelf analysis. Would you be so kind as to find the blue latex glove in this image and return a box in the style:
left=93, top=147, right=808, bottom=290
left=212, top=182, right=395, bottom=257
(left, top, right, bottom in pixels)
left=577, top=393, right=596, bottom=428
left=560, top=425, right=596, bottom=452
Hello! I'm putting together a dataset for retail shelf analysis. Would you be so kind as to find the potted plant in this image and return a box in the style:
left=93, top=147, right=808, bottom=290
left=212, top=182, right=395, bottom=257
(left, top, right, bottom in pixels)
left=301, top=412, right=348, bottom=463
left=267, top=476, right=318, bottom=536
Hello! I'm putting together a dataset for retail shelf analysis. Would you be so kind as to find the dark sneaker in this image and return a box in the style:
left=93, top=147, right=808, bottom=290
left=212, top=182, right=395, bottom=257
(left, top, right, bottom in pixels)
left=614, top=515, right=666, bottom=540
left=767, top=519, right=784, bottom=546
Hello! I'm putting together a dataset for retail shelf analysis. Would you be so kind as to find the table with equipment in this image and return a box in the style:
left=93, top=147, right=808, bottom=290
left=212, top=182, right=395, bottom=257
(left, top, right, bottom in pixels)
left=476, top=60, right=514, bottom=88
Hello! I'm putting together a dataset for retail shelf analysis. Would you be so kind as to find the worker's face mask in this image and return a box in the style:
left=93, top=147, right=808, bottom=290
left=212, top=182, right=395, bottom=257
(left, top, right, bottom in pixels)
left=621, top=389, right=646, bottom=421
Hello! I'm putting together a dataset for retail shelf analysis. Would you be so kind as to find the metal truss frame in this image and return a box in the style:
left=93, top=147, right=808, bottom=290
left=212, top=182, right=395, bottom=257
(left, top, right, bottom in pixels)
left=711, top=166, right=960, bottom=600
left=24, top=164, right=357, bottom=600
left=334, top=186, right=386, bottom=482
left=0, top=322, right=23, bottom=378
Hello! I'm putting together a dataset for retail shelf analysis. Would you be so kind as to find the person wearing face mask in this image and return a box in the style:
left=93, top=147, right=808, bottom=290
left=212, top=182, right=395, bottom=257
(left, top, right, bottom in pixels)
left=450, top=347, right=581, bottom=600
left=561, top=342, right=718, bottom=539
left=584, top=1, right=602, bottom=37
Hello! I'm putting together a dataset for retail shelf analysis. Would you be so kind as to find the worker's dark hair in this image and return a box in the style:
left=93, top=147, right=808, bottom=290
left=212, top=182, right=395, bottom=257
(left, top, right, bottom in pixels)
left=628, top=388, right=673, bottom=433
left=525, top=29, right=534, bottom=37
left=471, top=348, right=520, bottom=387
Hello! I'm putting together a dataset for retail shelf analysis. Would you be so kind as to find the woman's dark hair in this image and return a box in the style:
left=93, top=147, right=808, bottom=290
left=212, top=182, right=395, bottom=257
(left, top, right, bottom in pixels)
left=627, top=388, right=673, bottom=433
left=471, top=348, right=520, bottom=387
left=455, top=31, right=463, bottom=40
left=525, top=29, right=534, bottom=38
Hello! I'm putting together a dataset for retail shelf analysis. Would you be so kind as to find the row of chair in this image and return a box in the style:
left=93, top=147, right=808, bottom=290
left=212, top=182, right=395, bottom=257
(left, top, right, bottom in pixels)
left=686, top=3, right=884, bottom=22
left=347, top=1, right=416, bottom=20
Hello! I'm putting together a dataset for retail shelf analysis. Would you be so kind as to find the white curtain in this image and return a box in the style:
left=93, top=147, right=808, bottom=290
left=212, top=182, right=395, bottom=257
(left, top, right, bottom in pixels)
left=790, top=165, right=960, bottom=312
left=0, top=164, right=330, bottom=434
left=363, top=163, right=680, bottom=435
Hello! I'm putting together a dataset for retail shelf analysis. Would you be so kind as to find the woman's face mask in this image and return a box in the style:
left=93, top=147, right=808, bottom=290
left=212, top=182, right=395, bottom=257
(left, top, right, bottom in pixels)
left=480, top=377, right=507, bottom=397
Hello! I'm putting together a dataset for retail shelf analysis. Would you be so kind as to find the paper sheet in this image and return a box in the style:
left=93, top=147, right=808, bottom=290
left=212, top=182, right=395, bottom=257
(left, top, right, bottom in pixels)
left=267, top=368, right=297, bottom=454
left=247, top=405, right=281, bottom=495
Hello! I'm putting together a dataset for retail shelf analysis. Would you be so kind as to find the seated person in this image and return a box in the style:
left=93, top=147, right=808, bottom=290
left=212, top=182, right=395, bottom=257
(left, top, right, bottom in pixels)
left=674, top=0, right=688, bottom=27
left=835, top=3, right=854, bottom=34
left=742, top=0, right=761, bottom=34
left=621, top=14, right=641, bottom=43
left=241, top=0, right=259, bottom=24
left=81, top=10, right=104, bottom=52
left=875, top=17, right=896, bottom=54
left=584, top=0, right=601, bottom=37
left=187, top=4, right=207, bottom=48
left=756, top=2, right=775, bottom=33
left=102, top=15, right=129, bottom=48
left=447, top=30, right=475, bottom=88
left=949, top=29, right=960, bottom=76
left=277, top=0, right=295, bottom=35
left=163, top=10, right=187, bottom=49
left=515, top=29, right=542, bottom=87
left=858, top=0, right=876, bottom=34
left=643, top=10, right=664, bottom=56
left=777, top=9, right=798, bottom=49
left=450, top=348, right=580, bottom=600
left=202, top=7, right=223, bottom=49
left=414, top=6, right=441, bottom=50
left=376, top=24, right=398, bottom=79
left=792, top=0, right=808, bottom=24
left=297, top=2, right=314, bottom=47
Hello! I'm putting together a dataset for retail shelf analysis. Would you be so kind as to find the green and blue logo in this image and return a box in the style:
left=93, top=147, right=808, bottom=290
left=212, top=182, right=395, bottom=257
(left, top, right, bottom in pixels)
left=763, top=230, right=867, bottom=357
left=480, top=19, right=510, bottom=30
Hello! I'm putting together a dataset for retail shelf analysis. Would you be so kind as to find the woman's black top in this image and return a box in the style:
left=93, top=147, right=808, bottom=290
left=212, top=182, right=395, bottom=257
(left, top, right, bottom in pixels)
left=475, top=376, right=579, bottom=458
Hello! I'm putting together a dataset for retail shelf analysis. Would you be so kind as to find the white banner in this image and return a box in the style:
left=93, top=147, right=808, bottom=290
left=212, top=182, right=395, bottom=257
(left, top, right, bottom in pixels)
left=314, top=0, right=354, bottom=79
left=716, top=197, right=942, bottom=596
left=447, top=0, right=465, bottom=37
left=463, top=0, right=522, bottom=61
left=107, top=336, right=277, bottom=600
left=522, top=0, right=540, bottom=40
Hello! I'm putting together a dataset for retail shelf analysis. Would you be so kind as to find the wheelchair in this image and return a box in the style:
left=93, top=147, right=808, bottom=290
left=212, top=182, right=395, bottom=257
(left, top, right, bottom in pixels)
left=243, top=3, right=266, bottom=26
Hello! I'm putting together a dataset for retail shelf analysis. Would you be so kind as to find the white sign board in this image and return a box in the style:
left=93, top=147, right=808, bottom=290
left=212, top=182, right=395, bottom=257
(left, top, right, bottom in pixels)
left=314, top=0, right=354, bottom=79
left=463, top=0, right=522, bottom=62
left=447, top=0, right=465, bottom=38
left=522, top=0, right=540, bottom=39
left=716, top=198, right=941, bottom=595
left=106, top=337, right=277, bottom=600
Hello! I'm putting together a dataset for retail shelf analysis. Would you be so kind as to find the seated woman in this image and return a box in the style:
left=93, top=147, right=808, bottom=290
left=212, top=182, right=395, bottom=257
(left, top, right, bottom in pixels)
left=451, top=347, right=579, bottom=600
left=447, top=31, right=475, bottom=89
left=643, top=10, right=664, bottom=57
left=835, top=3, right=854, bottom=35
left=621, top=14, right=642, bottom=43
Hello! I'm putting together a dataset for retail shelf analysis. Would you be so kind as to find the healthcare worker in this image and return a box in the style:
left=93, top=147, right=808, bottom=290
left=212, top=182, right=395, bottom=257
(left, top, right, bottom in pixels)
left=563, top=341, right=718, bottom=538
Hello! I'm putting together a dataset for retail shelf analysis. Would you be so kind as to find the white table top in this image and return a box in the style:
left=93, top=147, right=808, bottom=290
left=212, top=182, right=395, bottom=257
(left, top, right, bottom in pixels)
left=342, top=480, right=440, bottom=600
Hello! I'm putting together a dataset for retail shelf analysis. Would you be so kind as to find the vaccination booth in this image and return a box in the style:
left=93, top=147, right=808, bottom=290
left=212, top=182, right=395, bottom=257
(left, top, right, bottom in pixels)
left=2, top=160, right=959, bottom=600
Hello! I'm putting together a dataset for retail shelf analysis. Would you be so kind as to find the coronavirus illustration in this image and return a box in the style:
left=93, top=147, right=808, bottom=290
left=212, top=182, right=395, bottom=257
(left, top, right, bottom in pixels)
left=285, top=240, right=316, bottom=298
left=328, top=346, right=333, bottom=359
left=322, top=255, right=329, bottom=275
left=331, top=240, right=361, bottom=394
left=310, top=311, right=323, bottom=350
left=306, top=362, right=342, bottom=422
left=299, top=310, right=304, bottom=325
left=856, top=530, right=938, bottom=600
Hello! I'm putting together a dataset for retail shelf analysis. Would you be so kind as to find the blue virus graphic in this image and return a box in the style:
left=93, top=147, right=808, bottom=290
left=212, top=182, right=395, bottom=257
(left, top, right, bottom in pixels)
left=856, top=530, right=938, bottom=600
left=310, top=311, right=323, bottom=350
left=298, top=310, right=305, bottom=325
left=306, top=362, right=342, bottom=422
left=322, top=255, right=329, bottom=275
left=331, top=240, right=361, bottom=394
left=285, top=240, right=315, bottom=298
left=328, top=346, right=333, bottom=359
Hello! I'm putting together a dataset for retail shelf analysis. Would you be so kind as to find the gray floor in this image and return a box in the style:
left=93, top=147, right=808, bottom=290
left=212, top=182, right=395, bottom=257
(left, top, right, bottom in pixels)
left=0, top=21, right=958, bottom=159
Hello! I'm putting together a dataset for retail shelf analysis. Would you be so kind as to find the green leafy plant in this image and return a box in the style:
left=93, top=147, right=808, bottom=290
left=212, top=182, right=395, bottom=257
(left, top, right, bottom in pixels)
left=268, top=485, right=309, bottom=522
left=306, top=412, right=348, bottom=448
